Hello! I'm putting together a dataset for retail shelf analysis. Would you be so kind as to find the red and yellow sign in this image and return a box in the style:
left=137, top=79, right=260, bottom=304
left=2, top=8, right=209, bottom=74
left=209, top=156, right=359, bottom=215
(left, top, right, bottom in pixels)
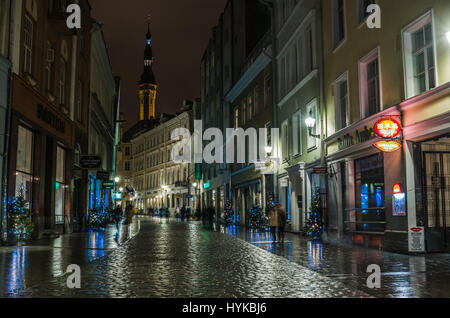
left=392, top=183, right=402, bottom=194
left=374, top=118, right=402, bottom=139
left=374, top=141, right=402, bottom=152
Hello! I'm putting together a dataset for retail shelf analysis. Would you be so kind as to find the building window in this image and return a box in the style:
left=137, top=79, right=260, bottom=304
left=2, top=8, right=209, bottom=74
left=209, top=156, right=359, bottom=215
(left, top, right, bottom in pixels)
left=125, top=161, right=130, bottom=171
left=402, top=12, right=436, bottom=99
left=306, top=99, right=318, bottom=150
left=247, top=93, right=253, bottom=122
left=332, top=0, right=346, bottom=49
left=241, top=101, right=246, bottom=125
left=357, top=0, right=376, bottom=25
left=23, top=16, right=34, bottom=74
left=234, top=108, right=239, bottom=129
left=254, top=86, right=259, bottom=116
left=281, top=120, right=289, bottom=160
left=16, top=126, right=33, bottom=203
left=125, top=147, right=130, bottom=156
left=292, top=110, right=302, bottom=156
left=264, top=75, right=272, bottom=108
left=279, top=21, right=315, bottom=99
left=334, top=72, right=349, bottom=131
left=55, top=146, right=66, bottom=225
left=45, top=42, right=53, bottom=92
left=76, top=80, right=83, bottom=121
left=59, top=57, right=66, bottom=105
left=359, top=49, right=380, bottom=118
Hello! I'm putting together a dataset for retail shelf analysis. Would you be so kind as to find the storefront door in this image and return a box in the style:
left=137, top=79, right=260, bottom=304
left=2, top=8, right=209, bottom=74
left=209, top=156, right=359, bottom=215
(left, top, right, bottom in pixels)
left=423, top=151, right=450, bottom=251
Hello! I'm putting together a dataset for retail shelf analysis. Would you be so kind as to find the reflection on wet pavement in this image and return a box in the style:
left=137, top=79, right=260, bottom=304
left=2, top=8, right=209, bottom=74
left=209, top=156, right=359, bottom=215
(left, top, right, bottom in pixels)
left=0, top=220, right=140, bottom=297
left=1, top=217, right=449, bottom=298
left=219, top=224, right=450, bottom=298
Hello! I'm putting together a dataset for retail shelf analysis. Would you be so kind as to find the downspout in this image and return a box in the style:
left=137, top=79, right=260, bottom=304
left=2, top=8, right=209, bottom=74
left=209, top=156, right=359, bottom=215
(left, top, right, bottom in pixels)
left=260, top=0, right=278, bottom=204
left=1, top=0, right=13, bottom=244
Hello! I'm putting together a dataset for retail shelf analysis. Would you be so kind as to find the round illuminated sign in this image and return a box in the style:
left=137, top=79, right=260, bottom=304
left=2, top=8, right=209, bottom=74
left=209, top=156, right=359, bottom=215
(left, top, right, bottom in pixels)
left=374, top=118, right=402, bottom=139
left=373, top=141, right=402, bottom=152
left=393, top=183, right=402, bottom=194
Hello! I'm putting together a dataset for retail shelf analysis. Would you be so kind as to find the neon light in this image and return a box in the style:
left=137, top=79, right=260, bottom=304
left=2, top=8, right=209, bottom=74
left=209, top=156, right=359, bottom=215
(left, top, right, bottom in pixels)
left=374, top=118, right=402, bottom=139
left=373, top=141, right=402, bottom=152
left=393, top=183, right=402, bottom=194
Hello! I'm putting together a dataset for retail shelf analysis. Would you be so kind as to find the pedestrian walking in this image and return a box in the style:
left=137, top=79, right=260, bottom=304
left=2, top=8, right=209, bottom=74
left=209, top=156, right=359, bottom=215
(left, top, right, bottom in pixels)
left=125, top=204, right=134, bottom=225
left=268, top=206, right=279, bottom=243
left=113, top=205, right=122, bottom=229
left=207, top=206, right=215, bottom=229
left=277, top=204, right=287, bottom=243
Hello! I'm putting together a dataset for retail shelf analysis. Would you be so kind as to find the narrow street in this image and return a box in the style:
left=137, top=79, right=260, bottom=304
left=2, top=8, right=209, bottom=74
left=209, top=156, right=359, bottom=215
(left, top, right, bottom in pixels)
left=1, top=217, right=449, bottom=298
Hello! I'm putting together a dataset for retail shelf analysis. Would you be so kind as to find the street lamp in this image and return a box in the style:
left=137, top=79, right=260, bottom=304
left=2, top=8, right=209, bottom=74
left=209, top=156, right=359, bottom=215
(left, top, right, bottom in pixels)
left=305, top=114, right=320, bottom=139
left=264, top=146, right=273, bottom=157
left=119, top=187, right=124, bottom=192
left=114, top=177, right=120, bottom=183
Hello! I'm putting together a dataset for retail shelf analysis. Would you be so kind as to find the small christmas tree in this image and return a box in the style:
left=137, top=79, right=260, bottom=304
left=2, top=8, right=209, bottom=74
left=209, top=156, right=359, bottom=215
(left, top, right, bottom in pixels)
left=224, top=200, right=235, bottom=225
left=8, top=184, right=34, bottom=241
left=88, top=200, right=111, bottom=230
left=248, top=204, right=267, bottom=231
left=304, top=189, right=323, bottom=239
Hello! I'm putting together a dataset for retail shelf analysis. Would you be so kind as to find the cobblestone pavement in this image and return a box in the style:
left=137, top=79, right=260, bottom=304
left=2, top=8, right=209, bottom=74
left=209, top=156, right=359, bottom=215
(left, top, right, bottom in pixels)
left=217, top=224, right=450, bottom=298
left=2, top=218, right=368, bottom=298
left=1, top=217, right=449, bottom=298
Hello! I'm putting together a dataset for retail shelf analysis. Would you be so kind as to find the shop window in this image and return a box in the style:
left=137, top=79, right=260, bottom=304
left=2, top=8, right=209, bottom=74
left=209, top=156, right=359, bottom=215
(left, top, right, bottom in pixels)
left=355, top=154, right=385, bottom=232
left=402, top=12, right=437, bottom=99
left=55, top=146, right=66, bottom=225
left=59, top=57, right=66, bottom=105
left=16, top=126, right=33, bottom=203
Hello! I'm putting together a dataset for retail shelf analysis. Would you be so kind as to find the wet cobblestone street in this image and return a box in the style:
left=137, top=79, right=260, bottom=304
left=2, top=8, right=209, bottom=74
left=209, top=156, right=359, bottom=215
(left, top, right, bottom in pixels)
left=1, top=217, right=449, bottom=298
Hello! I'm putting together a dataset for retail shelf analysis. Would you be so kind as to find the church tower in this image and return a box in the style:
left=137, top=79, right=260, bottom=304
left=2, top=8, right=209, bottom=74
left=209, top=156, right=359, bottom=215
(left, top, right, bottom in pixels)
left=139, top=17, right=157, bottom=120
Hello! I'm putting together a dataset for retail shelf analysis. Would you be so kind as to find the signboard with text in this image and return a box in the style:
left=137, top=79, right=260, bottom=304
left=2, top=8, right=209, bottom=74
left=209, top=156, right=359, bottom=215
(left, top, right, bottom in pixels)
left=80, top=155, right=102, bottom=169
left=408, top=227, right=425, bottom=253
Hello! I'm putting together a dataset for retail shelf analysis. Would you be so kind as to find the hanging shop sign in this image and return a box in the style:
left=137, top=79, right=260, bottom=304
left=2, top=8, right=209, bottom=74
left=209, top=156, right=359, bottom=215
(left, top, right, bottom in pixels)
left=103, top=180, right=115, bottom=190
left=408, top=227, right=425, bottom=253
left=96, top=170, right=110, bottom=180
left=113, top=192, right=122, bottom=200
left=203, top=182, right=210, bottom=190
left=374, top=118, right=402, bottom=139
left=313, top=167, right=328, bottom=175
left=80, top=155, right=102, bottom=169
left=373, top=141, right=402, bottom=152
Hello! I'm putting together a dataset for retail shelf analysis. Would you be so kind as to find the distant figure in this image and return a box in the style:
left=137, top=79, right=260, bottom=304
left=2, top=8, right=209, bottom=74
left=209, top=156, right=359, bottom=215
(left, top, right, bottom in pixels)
left=113, top=205, right=122, bottom=229
left=268, top=206, right=279, bottom=243
left=125, top=205, right=134, bottom=225
left=181, top=205, right=186, bottom=221
left=207, top=206, right=215, bottom=229
left=277, top=204, right=287, bottom=243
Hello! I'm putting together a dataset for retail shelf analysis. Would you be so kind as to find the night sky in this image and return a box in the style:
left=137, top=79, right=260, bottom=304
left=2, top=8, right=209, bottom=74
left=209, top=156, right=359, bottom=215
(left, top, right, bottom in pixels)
left=91, top=0, right=227, bottom=131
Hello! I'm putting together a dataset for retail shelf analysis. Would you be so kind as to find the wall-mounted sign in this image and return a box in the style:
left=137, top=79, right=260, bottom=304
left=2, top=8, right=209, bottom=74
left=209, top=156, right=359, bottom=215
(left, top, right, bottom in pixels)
left=103, top=180, right=115, bottom=190
left=374, top=118, right=402, bottom=139
left=96, top=170, right=110, bottom=180
left=409, top=227, right=425, bottom=253
left=203, top=182, right=210, bottom=190
left=393, top=183, right=402, bottom=194
left=313, top=167, right=328, bottom=175
left=37, top=104, right=66, bottom=134
left=373, top=141, right=402, bottom=152
left=113, top=192, right=122, bottom=200
left=280, top=178, right=289, bottom=188
left=80, top=155, right=102, bottom=169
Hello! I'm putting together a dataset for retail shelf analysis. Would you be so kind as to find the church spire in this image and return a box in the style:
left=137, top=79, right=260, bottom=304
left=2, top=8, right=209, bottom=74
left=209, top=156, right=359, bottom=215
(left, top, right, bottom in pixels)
left=139, top=15, right=157, bottom=121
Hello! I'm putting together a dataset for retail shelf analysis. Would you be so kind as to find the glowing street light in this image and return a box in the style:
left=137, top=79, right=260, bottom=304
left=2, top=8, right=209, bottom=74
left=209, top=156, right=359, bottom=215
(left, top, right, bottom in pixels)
left=193, top=182, right=198, bottom=188
left=305, top=117, right=316, bottom=129
left=114, top=177, right=120, bottom=183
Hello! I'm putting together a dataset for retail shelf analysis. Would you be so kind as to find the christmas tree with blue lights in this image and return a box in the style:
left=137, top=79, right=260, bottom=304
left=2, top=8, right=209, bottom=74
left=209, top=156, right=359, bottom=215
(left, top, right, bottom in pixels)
left=224, top=200, right=235, bottom=225
left=8, top=184, right=34, bottom=241
left=304, top=189, right=323, bottom=239
left=248, top=203, right=267, bottom=231
left=88, top=200, right=111, bottom=230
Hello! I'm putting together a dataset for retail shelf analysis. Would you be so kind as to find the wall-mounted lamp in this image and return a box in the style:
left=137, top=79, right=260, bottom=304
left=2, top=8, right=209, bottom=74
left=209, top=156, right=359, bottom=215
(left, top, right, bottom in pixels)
left=305, top=116, right=321, bottom=139
left=265, top=146, right=273, bottom=157
left=114, top=177, right=120, bottom=183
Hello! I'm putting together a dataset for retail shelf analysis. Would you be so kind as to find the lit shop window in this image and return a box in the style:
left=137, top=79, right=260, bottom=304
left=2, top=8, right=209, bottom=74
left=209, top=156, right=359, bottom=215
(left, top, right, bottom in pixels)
left=16, top=126, right=33, bottom=203
left=55, top=146, right=66, bottom=225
